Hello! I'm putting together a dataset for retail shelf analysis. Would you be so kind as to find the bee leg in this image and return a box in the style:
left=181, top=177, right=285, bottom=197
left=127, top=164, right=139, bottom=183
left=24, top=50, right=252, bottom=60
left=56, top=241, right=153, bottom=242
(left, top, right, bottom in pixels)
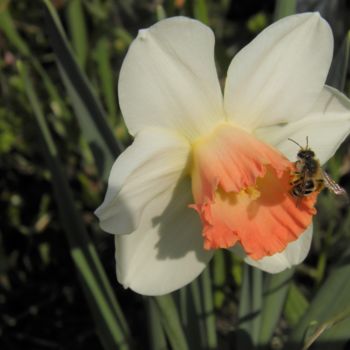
left=289, top=188, right=302, bottom=208
left=289, top=174, right=303, bottom=186
left=315, top=179, right=324, bottom=192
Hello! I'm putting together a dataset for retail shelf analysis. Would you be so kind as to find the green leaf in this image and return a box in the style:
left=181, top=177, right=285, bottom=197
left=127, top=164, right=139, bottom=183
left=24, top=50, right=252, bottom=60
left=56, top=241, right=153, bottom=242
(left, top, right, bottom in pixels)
left=0, top=4, right=70, bottom=120
left=258, top=268, right=295, bottom=347
left=284, top=283, right=309, bottom=327
left=213, top=250, right=226, bottom=309
left=237, top=265, right=263, bottom=349
left=188, top=278, right=207, bottom=349
left=18, top=61, right=129, bottom=350
left=147, top=298, right=168, bottom=350
left=66, top=0, right=88, bottom=69
left=156, top=4, right=167, bottom=21
left=176, top=284, right=203, bottom=350
left=193, top=0, right=209, bottom=25
left=176, top=271, right=217, bottom=350
left=0, top=2, right=30, bottom=56
left=42, top=0, right=122, bottom=180
left=155, top=295, right=189, bottom=350
left=200, top=268, right=218, bottom=349
left=287, top=254, right=350, bottom=350
left=58, top=65, right=116, bottom=180
left=71, top=247, right=130, bottom=350
left=273, top=0, right=296, bottom=21
left=94, top=37, right=118, bottom=125
left=301, top=308, right=350, bottom=350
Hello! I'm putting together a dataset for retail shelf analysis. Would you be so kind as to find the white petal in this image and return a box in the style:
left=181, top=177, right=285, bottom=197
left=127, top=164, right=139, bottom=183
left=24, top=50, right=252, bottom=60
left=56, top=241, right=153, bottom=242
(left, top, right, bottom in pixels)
left=232, top=224, right=313, bottom=273
left=95, top=127, right=190, bottom=235
left=224, top=13, right=333, bottom=130
left=119, top=17, right=224, bottom=140
left=255, top=86, right=350, bottom=165
left=115, top=178, right=213, bottom=296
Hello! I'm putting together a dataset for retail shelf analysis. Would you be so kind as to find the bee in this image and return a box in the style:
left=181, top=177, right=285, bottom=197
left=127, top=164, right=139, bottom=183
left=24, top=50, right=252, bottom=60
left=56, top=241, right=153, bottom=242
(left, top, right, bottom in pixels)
left=288, top=137, right=347, bottom=205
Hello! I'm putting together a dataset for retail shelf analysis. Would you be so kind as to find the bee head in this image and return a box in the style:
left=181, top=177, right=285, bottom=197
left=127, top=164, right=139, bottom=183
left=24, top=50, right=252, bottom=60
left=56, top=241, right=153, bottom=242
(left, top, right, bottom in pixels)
left=297, top=149, right=315, bottom=160
left=288, top=137, right=315, bottom=160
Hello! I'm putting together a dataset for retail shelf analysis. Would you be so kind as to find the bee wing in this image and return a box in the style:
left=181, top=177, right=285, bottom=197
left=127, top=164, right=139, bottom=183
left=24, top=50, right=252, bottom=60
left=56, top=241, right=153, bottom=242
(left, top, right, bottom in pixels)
left=322, top=170, right=347, bottom=196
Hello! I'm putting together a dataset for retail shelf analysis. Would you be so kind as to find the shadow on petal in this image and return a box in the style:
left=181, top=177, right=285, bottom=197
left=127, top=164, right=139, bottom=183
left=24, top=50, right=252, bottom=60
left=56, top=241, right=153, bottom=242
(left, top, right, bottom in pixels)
left=114, top=172, right=212, bottom=294
left=152, top=174, right=211, bottom=264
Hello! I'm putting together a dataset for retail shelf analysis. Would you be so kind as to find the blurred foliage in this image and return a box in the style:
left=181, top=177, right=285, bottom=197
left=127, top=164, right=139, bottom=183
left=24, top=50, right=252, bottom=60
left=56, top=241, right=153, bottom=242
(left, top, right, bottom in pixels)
left=0, top=0, right=350, bottom=349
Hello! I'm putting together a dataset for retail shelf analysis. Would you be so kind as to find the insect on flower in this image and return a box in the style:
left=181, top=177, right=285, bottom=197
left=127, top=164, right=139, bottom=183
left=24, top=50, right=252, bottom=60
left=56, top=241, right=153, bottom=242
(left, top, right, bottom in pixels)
left=95, top=13, right=350, bottom=295
left=289, top=137, right=348, bottom=206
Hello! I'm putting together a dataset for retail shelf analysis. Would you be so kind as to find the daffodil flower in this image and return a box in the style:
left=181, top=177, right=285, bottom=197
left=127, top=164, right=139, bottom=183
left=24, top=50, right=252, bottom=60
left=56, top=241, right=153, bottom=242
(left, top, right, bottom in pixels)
left=95, top=13, right=350, bottom=295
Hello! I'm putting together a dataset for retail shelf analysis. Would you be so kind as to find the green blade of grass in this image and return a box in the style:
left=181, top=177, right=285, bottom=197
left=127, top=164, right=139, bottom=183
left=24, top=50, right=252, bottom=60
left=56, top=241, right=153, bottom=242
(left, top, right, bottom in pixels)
left=284, top=282, right=309, bottom=327
left=273, top=0, right=296, bottom=21
left=147, top=298, right=168, bottom=350
left=0, top=4, right=70, bottom=120
left=66, top=0, right=88, bottom=69
left=237, top=265, right=263, bottom=349
left=18, top=61, right=129, bottom=350
left=94, top=37, right=118, bottom=125
left=178, top=272, right=216, bottom=350
left=175, top=283, right=203, bottom=350
left=183, top=279, right=207, bottom=349
left=58, top=64, right=115, bottom=180
left=213, top=250, right=226, bottom=309
left=87, top=244, right=129, bottom=334
left=42, top=0, right=122, bottom=180
left=251, top=268, right=263, bottom=344
left=287, top=254, right=350, bottom=350
left=301, top=307, right=350, bottom=350
left=193, top=0, right=209, bottom=24
left=0, top=1, right=30, bottom=56
left=72, top=247, right=129, bottom=350
left=258, top=268, right=295, bottom=347
left=156, top=4, right=167, bottom=21
left=155, top=295, right=189, bottom=350
left=200, top=268, right=218, bottom=349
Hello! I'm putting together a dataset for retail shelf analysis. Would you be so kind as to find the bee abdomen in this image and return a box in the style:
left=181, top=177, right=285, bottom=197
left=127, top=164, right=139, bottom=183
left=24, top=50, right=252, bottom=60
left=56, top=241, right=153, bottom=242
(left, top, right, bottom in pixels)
left=291, top=180, right=315, bottom=197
